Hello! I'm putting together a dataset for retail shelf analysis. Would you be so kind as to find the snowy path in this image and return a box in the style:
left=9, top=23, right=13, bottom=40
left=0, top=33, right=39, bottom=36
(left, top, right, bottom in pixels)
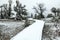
left=10, top=20, right=45, bottom=40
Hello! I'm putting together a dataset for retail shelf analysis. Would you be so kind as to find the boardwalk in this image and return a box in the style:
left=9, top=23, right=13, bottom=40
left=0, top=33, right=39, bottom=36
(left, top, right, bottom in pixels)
left=11, top=20, right=45, bottom=40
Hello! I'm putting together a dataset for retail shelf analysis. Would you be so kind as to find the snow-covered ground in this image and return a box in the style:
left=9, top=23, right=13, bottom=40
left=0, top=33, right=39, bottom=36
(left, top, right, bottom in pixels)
left=0, top=21, right=25, bottom=40
left=42, top=21, right=60, bottom=40
left=0, top=18, right=60, bottom=40
left=10, top=20, right=45, bottom=40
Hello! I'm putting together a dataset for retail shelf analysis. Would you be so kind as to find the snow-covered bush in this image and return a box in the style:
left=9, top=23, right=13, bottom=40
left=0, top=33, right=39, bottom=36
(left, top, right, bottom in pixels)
left=42, top=22, right=60, bottom=40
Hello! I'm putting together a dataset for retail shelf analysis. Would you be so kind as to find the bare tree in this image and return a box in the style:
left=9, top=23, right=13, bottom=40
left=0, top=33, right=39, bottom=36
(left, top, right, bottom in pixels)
left=33, top=3, right=45, bottom=19
left=14, top=0, right=27, bottom=20
left=51, top=7, right=60, bottom=22
left=0, top=6, right=4, bottom=19
left=3, top=4, right=8, bottom=19
left=51, top=7, right=57, bottom=16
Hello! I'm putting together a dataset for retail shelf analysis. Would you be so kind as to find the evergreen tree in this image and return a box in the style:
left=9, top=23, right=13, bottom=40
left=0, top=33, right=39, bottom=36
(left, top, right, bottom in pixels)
left=31, top=13, right=33, bottom=18
left=57, top=8, right=60, bottom=16
left=47, top=14, right=54, bottom=18
left=8, top=0, right=12, bottom=18
left=34, top=14, right=37, bottom=19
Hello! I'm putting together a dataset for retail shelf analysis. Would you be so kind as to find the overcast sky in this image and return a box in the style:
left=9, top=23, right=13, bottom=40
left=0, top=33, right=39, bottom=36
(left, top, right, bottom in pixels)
left=0, top=0, right=60, bottom=16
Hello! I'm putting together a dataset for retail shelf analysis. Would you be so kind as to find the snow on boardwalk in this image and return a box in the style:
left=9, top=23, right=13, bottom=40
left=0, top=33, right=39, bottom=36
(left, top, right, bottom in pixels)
left=10, top=20, right=45, bottom=40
